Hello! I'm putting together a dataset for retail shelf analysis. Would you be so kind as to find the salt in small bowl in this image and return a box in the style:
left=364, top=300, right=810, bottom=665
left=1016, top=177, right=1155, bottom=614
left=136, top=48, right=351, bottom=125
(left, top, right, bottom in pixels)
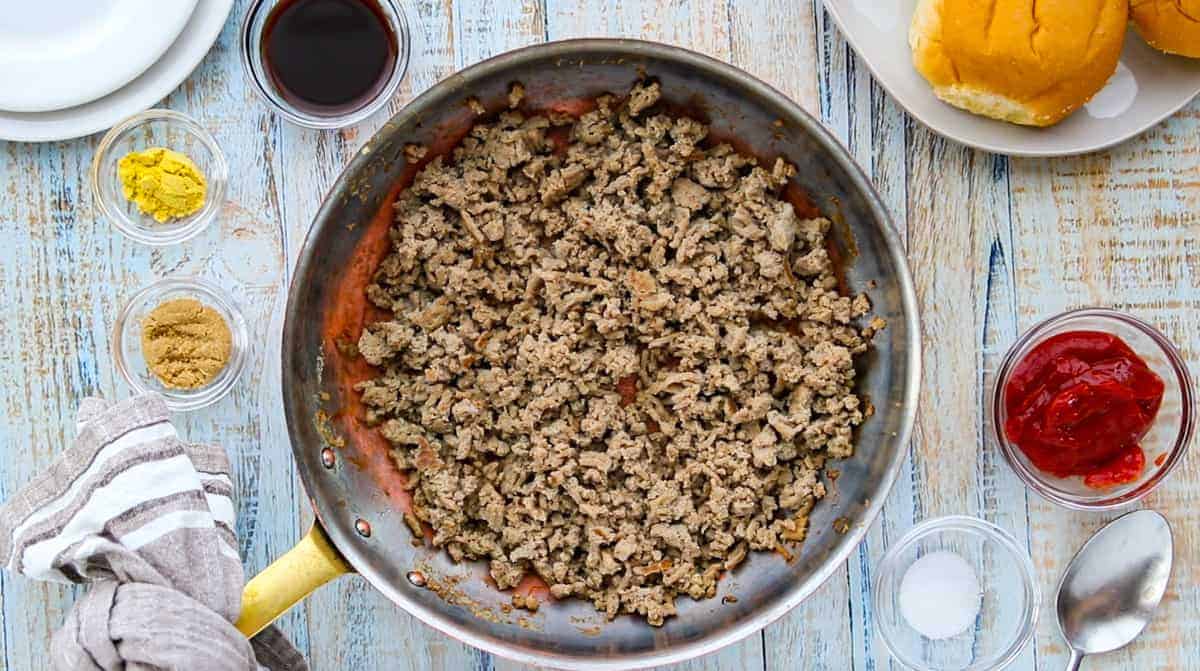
left=874, top=516, right=1039, bottom=671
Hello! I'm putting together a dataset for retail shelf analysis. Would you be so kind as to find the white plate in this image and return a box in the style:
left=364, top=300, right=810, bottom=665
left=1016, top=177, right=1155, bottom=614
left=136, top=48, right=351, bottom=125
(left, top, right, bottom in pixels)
left=0, top=0, right=198, bottom=113
left=0, top=0, right=232, bottom=142
left=825, top=0, right=1200, bottom=156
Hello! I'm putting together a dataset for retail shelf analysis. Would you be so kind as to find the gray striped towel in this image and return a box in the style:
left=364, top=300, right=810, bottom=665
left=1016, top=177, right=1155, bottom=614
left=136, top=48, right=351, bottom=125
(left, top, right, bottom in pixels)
left=0, top=395, right=306, bottom=671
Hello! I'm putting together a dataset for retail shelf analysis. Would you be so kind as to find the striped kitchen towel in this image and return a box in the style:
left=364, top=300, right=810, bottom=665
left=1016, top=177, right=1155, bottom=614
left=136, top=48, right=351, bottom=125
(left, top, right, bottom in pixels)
left=0, top=395, right=306, bottom=671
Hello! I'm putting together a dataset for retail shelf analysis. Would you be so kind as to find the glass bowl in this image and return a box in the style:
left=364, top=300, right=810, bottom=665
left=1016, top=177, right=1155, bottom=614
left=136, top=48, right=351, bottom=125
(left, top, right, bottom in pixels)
left=874, top=516, right=1040, bottom=671
left=240, top=0, right=412, bottom=129
left=989, top=308, right=1195, bottom=510
left=92, top=109, right=228, bottom=246
left=113, top=278, right=249, bottom=411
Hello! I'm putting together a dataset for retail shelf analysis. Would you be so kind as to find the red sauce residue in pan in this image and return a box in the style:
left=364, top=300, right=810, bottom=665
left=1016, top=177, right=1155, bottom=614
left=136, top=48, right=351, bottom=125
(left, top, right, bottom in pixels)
left=513, top=573, right=552, bottom=601
left=320, top=114, right=477, bottom=518
left=783, top=180, right=821, bottom=220
left=545, top=97, right=598, bottom=117
left=323, top=176, right=410, bottom=513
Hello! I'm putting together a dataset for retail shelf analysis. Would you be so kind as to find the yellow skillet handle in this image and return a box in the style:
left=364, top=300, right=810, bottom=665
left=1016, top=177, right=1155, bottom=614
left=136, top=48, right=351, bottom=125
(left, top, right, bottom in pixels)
left=236, top=524, right=353, bottom=638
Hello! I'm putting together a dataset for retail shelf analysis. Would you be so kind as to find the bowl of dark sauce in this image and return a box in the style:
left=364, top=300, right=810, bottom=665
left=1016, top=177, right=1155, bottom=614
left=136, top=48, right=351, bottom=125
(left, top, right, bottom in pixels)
left=241, top=0, right=410, bottom=128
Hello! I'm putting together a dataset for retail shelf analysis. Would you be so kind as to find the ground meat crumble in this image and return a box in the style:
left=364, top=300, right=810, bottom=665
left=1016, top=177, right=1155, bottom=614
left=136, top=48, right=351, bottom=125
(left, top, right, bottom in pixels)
left=355, top=82, right=876, bottom=626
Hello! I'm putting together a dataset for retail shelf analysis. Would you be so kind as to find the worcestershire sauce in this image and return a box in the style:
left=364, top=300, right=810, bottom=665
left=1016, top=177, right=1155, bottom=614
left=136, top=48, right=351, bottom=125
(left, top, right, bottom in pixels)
left=263, top=0, right=397, bottom=113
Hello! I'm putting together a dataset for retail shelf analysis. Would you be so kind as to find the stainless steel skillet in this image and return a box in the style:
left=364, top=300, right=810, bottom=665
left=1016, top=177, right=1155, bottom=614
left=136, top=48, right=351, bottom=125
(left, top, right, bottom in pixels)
left=239, top=38, right=921, bottom=670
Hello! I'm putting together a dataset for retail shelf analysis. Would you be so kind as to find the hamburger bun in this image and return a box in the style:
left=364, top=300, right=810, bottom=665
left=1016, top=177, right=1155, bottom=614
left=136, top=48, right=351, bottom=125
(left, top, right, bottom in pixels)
left=1131, top=0, right=1200, bottom=57
left=910, top=0, right=1128, bottom=127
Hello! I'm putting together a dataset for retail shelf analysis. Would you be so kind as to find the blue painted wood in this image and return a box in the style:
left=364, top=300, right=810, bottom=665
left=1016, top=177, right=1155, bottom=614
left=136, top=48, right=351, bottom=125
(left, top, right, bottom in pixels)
left=1, top=2, right=1196, bottom=670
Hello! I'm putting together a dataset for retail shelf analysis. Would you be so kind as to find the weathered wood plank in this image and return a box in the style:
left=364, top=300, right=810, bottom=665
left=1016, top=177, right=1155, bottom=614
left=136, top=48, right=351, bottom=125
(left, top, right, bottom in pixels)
left=897, top=132, right=1037, bottom=671
left=1008, top=106, right=1200, bottom=669
left=728, top=0, right=821, bottom=117
left=0, top=139, right=97, bottom=671
left=453, top=0, right=546, bottom=68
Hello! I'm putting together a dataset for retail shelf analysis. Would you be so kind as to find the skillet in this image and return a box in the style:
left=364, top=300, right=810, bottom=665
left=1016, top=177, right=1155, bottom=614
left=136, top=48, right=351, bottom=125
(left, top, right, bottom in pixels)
left=236, top=38, right=920, bottom=670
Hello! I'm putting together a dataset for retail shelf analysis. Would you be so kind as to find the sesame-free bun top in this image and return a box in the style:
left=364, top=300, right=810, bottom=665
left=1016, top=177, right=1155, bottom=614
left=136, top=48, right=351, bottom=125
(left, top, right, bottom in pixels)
left=910, top=0, right=1128, bottom=127
left=1131, top=0, right=1200, bottom=57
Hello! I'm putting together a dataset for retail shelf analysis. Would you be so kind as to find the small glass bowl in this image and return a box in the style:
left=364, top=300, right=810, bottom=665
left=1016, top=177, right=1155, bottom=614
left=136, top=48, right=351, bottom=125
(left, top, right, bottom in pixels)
left=240, top=0, right=412, bottom=129
left=92, top=109, right=228, bottom=246
left=874, top=516, right=1040, bottom=671
left=113, top=278, right=249, bottom=412
left=989, top=308, right=1195, bottom=510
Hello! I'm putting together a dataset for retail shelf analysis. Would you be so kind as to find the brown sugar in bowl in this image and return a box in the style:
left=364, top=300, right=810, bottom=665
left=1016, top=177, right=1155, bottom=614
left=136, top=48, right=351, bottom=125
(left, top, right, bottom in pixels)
left=113, top=277, right=249, bottom=411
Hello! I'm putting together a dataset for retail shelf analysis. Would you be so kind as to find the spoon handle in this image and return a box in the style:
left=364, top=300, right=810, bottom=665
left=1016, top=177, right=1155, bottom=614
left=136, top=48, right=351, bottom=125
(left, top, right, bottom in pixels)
left=1065, top=649, right=1084, bottom=671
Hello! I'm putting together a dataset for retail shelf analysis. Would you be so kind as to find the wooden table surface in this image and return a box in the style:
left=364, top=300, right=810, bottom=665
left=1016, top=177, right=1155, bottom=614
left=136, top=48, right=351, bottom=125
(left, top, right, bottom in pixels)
left=2, top=1, right=1197, bottom=669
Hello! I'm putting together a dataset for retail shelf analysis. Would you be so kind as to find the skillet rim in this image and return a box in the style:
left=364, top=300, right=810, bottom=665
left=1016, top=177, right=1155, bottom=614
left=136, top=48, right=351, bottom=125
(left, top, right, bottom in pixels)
left=282, top=37, right=921, bottom=670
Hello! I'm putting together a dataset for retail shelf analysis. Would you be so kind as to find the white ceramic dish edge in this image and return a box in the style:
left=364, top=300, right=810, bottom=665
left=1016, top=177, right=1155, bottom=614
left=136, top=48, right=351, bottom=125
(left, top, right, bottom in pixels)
left=0, top=0, right=198, bottom=113
left=0, top=0, right=233, bottom=143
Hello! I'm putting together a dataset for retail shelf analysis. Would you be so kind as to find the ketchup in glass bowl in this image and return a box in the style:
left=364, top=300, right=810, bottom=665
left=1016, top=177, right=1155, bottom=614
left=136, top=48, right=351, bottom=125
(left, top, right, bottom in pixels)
left=990, top=308, right=1194, bottom=510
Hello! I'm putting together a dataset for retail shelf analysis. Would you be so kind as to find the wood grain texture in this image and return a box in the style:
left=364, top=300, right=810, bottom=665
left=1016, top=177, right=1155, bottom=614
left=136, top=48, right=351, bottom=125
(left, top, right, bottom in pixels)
left=1008, top=115, right=1200, bottom=668
left=0, top=1, right=1197, bottom=670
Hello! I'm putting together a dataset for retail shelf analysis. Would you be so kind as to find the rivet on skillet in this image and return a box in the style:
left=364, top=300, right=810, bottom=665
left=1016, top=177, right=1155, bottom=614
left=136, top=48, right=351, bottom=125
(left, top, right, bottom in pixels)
left=406, top=570, right=427, bottom=588
left=354, top=518, right=372, bottom=538
left=320, top=448, right=336, bottom=468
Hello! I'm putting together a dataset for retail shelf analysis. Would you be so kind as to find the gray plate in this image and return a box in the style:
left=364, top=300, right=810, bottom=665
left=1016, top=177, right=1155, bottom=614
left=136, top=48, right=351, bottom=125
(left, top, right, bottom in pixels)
left=824, top=0, right=1200, bottom=157
left=283, top=39, right=921, bottom=670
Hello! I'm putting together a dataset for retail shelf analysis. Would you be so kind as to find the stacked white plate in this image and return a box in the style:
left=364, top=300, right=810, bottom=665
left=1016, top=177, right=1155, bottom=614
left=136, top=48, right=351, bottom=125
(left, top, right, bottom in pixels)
left=0, top=0, right=234, bottom=142
left=825, top=0, right=1200, bottom=156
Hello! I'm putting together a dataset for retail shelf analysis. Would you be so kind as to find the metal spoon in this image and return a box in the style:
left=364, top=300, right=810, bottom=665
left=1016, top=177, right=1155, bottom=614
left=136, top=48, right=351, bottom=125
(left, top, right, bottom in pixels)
left=1056, top=509, right=1173, bottom=670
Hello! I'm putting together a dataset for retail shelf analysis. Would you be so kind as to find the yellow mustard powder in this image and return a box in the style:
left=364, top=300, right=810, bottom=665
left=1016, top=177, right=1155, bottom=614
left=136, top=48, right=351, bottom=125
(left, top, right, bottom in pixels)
left=141, top=298, right=232, bottom=390
left=117, top=147, right=207, bottom=223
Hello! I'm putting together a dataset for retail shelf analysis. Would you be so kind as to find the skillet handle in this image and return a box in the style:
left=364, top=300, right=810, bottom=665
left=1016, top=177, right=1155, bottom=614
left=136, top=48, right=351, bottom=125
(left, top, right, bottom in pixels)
left=236, top=523, right=352, bottom=638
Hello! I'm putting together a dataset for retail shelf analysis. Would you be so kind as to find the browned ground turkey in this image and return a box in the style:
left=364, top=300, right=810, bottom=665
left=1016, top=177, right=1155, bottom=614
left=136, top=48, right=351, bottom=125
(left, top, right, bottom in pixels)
left=355, top=82, right=879, bottom=626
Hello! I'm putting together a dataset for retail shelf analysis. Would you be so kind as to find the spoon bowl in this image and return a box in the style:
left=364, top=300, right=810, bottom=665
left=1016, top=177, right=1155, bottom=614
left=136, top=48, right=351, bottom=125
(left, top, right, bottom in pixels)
left=1056, top=510, right=1173, bottom=670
